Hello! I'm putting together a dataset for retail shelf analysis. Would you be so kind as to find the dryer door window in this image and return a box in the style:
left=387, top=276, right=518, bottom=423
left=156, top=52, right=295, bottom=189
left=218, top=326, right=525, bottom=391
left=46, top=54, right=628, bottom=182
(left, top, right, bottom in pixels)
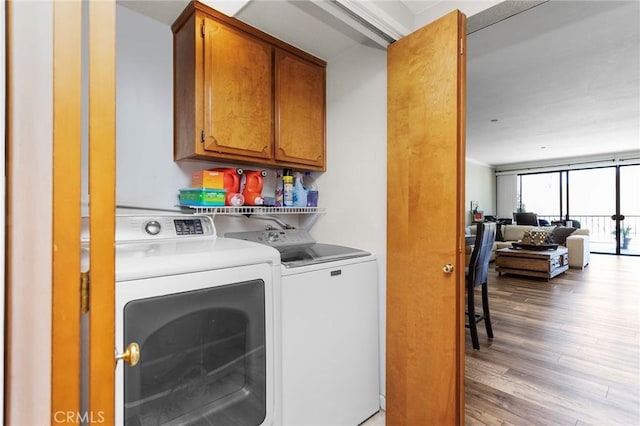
left=123, top=279, right=266, bottom=425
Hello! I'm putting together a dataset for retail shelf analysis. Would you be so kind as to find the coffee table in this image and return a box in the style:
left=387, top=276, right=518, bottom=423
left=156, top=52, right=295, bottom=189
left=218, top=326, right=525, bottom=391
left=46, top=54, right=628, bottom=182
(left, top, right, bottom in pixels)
left=495, top=246, right=569, bottom=281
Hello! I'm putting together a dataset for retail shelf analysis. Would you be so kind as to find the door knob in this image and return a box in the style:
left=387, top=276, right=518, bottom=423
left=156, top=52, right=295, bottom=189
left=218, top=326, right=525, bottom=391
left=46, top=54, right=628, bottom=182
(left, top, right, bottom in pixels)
left=116, top=342, right=140, bottom=367
left=442, top=264, right=454, bottom=274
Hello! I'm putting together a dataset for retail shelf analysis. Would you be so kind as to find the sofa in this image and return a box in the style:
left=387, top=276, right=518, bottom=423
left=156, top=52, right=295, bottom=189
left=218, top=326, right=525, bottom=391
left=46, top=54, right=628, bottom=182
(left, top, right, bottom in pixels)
left=467, top=224, right=590, bottom=269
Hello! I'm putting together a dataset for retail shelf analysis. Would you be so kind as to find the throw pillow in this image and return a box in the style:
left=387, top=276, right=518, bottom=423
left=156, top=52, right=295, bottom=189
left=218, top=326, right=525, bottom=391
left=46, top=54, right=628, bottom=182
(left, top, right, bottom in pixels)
left=496, top=223, right=504, bottom=242
left=551, top=227, right=577, bottom=246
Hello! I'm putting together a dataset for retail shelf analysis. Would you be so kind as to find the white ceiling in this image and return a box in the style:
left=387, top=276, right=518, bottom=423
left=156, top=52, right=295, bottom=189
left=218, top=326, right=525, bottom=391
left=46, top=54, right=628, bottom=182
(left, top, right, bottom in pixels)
left=466, top=0, right=640, bottom=167
left=119, top=0, right=640, bottom=168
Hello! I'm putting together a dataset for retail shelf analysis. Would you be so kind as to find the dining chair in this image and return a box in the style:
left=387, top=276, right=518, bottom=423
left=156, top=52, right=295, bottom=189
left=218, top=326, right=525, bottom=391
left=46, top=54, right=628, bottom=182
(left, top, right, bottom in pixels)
left=466, top=222, right=497, bottom=350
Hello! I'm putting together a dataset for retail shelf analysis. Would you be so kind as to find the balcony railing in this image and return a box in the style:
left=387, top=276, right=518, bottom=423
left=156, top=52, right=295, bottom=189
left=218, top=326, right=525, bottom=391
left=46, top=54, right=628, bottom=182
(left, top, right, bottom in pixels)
left=537, top=214, right=639, bottom=255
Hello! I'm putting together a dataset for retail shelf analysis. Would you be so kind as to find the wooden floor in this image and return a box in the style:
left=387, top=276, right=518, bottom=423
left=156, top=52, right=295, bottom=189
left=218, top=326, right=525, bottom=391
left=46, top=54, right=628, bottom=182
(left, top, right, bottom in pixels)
left=466, top=254, right=640, bottom=425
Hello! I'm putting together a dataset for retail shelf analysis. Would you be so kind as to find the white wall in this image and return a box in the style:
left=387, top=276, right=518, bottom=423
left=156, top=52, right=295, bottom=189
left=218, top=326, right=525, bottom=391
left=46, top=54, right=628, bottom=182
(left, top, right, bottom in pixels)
left=465, top=159, right=496, bottom=226
left=116, top=5, right=215, bottom=210
left=7, top=1, right=53, bottom=424
left=315, top=42, right=388, bottom=405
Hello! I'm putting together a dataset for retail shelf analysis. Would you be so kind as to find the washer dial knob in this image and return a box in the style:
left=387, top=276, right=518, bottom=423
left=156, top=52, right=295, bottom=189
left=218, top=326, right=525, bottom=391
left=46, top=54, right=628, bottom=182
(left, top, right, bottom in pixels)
left=144, top=220, right=161, bottom=236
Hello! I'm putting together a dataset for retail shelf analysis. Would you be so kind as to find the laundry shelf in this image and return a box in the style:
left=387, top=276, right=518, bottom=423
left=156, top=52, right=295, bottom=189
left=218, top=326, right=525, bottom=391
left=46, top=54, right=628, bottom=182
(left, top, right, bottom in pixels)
left=184, top=206, right=326, bottom=215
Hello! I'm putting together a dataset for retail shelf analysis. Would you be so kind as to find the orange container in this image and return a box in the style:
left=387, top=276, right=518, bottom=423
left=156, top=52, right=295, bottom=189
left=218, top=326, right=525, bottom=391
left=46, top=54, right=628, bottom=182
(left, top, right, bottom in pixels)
left=211, top=168, right=244, bottom=206
left=191, top=170, right=224, bottom=189
left=242, top=170, right=267, bottom=206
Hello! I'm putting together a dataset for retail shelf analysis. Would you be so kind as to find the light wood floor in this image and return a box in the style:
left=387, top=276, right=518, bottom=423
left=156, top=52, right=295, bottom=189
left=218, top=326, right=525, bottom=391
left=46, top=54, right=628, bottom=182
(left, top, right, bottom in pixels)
left=466, top=254, right=640, bottom=425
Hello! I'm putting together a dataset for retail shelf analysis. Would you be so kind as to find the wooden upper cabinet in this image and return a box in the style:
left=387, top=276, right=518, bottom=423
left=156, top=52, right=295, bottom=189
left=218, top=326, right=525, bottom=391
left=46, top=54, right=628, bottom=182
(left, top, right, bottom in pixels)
left=202, top=16, right=273, bottom=160
left=275, top=49, right=326, bottom=169
left=172, top=2, right=327, bottom=171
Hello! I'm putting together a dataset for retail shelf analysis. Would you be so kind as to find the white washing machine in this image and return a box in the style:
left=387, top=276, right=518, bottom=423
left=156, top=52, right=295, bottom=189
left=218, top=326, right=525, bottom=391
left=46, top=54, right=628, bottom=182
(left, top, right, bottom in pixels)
left=226, top=228, right=380, bottom=426
left=82, top=214, right=280, bottom=425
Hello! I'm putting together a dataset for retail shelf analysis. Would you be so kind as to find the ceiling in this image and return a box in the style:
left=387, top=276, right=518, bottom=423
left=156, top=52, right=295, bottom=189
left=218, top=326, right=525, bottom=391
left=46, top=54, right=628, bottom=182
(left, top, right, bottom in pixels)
left=466, top=0, right=640, bottom=168
left=119, top=0, right=640, bottom=168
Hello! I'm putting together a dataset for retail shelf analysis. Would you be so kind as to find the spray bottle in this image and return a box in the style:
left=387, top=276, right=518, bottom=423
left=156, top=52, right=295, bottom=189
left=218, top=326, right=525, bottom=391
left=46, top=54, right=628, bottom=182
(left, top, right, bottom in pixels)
left=293, top=172, right=307, bottom=207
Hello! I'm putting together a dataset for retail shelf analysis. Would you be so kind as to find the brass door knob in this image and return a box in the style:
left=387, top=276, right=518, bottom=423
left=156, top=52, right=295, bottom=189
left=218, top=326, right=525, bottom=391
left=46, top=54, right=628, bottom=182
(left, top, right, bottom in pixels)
left=116, top=342, right=140, bottom=367
left=442, top=264, right=454, bottom=274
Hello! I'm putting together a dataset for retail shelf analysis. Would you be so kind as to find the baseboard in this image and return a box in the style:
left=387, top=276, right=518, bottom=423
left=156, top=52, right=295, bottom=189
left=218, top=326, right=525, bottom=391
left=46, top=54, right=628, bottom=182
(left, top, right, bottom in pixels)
left=379, top=394, right=386, bottom=411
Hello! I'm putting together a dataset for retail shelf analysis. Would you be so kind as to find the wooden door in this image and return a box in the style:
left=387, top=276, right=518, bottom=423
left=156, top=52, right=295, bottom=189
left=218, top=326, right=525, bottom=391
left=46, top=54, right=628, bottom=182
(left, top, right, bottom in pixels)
left=87, top=0, right=117, bottom=423
left=201, top=16, right=274, bottom=160
left=387, top=10, right=467, bottom=425
left=275, top=49, right=326, bottom=170
left=6, top=0, right=116, bottom=423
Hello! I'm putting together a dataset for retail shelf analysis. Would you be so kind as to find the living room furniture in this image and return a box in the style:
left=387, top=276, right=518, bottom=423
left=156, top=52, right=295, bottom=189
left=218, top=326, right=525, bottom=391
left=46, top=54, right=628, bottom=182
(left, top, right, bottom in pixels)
left=468, top=224, right=590, bottom=268
left=514, top=212, right=539, bottom=226
left=466, top=223, right=496, bottom=350
left=495, top=246, right=569, bottom=280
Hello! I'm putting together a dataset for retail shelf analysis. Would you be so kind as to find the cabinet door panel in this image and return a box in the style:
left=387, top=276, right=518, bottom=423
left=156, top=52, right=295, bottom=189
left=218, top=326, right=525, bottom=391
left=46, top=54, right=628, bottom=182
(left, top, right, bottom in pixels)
left=275, top=50, right=325, bottom=169
left=202, top=17, right=273, bottom=160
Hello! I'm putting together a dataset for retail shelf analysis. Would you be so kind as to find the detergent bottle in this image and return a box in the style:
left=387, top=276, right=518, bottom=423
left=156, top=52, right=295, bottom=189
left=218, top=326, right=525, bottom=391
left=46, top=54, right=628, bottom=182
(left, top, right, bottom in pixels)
left=242, top=170, right=267, bottom=206
left=292, top=172, right=307, bottom=207
left=211, top=167, right=244, bottom=206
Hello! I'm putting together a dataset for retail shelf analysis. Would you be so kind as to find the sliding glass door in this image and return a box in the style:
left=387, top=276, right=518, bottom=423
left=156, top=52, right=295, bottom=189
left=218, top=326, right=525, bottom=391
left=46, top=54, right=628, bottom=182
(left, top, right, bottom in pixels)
left=568, top=168, right=617, bottom=254
left=619, top=165, right=640, bottom=255
left=519, top=164, right=639, bottom=256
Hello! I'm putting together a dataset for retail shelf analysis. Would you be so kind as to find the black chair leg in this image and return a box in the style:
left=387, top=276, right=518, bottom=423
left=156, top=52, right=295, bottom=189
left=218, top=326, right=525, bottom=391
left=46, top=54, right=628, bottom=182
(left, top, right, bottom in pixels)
left=481, top=282, right=493, bottom=339
left=468, top=286, right=480, bottom=350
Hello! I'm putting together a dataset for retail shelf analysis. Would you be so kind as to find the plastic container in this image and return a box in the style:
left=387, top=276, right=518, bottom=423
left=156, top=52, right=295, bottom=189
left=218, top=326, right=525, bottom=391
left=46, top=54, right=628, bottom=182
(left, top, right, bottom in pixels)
left=283, top=175, right=294, bottom=207
left=275, top=170, right=284, bottom=207
left=242, top=170, right=267, bottom=206
left=293, top=172, right=307, bottom=207
left=228, top=192, right=245, bottom=206
left=210, top=167, right=244, bottom=206
left=191, top=170, right=224, bottom=189
left=306, top=189, right=319, bottom=207
left=179, top=189, right=226, bottom=206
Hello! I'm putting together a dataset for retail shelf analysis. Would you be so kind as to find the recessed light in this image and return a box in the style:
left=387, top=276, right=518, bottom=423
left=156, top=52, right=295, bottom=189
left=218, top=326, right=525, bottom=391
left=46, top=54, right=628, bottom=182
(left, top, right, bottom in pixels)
left=540, top=146, right=547, bottom=149
left=490, top=119, right=498, bottom=122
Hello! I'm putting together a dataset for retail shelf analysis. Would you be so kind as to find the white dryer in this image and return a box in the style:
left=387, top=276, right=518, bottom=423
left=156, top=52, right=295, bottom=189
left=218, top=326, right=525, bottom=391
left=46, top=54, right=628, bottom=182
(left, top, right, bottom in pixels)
left=82, top=215, right=280, bottom=425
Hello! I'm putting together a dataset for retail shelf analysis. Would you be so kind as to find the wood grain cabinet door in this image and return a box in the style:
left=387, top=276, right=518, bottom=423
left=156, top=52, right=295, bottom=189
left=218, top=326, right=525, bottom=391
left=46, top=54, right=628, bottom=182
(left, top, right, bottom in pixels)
left=201, top=16, right=274, bottom=160
left=275, top=49, right=326, bottom=170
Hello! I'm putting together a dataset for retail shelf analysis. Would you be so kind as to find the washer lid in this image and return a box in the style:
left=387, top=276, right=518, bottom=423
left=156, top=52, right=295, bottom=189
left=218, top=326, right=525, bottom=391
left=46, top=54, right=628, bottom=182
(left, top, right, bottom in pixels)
left=279, top=243, right=370, bottom=268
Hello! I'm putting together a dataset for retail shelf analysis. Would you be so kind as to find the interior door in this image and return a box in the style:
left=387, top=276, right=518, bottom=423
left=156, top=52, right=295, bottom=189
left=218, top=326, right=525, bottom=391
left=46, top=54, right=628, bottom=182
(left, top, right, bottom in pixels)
left=387, top=9, right=467, bottom=425
left=7, top=1, right=116, bottom=423
left=87, top=0, right=117, bottom=423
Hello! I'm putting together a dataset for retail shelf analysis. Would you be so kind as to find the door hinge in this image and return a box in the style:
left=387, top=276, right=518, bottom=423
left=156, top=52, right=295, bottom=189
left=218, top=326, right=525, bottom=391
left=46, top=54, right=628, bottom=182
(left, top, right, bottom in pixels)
left=460, top=38, right=464, bottom=55
left=201, top=130, right=205, bottom=143
left=81, top=271, right=90, bottom=314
